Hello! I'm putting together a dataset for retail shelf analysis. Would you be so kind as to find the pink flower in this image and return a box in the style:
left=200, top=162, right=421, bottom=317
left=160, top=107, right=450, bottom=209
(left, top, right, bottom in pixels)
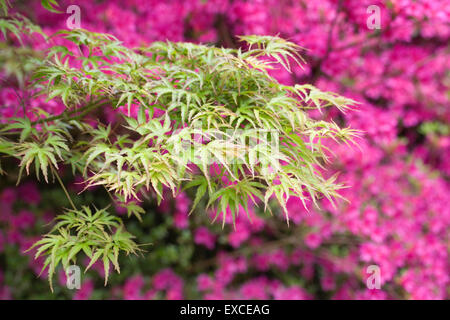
left=123, top=276, right=144, bottom=300
left=73, top=280, right=94, bottom=300
left=228, top=226, right=250, bottom=248
left=197, top=274, right=214, bottom=291
left=17, top=182, right=40, bottom=205
left=274, top=286, right=310, bottom=300
left=194, top=227, right=216, bottom=250
left=0, top=188, right=16, bottom=205
left=304, top=233, right=322, bottom=249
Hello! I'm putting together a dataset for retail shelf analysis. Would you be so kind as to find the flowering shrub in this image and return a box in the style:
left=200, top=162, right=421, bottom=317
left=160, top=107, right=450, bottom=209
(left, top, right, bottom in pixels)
left=0, top=0, right=448, bottom=300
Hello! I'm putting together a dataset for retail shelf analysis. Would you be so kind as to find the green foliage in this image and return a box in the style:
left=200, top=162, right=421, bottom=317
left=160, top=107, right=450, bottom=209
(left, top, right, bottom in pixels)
left=419, top=121, right=449, bottom=136
left=0, top=0, right=60, bottom=16
left=0, top=0, right=10, bottom=16
left=0, top=13, right=46, bottom=44
left=1, top=117, right=71, bottom=183
left=0, top=136, right=14, bottom=174
left=0, top=8, right=359, bottom=289
left=40, top=0, right=62, bottom=14
left=28, top=206, right=140, bottom=291
left=18, top=29, right=360, bottom=225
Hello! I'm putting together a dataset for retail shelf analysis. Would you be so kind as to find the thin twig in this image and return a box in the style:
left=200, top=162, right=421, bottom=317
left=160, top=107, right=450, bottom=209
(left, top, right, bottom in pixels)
left=50, top=163, right=77, bottom=210
left=30, top=100, right=109, bottom=126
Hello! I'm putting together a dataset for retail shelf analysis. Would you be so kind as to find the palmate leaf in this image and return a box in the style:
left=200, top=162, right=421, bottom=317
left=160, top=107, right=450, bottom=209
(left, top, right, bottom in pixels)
left=1, top=117, right=36, bottom=142
left=118, top=201, right=146, bottom=221
left=12, top=124, right=69, bottom=183
left=206, top=179, right=265, bottom=229
left=28, top=206, right=140, bottom=291
left=17, top=142, right=57, bottom=183
left=238, top=35, right=306, bottom=72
